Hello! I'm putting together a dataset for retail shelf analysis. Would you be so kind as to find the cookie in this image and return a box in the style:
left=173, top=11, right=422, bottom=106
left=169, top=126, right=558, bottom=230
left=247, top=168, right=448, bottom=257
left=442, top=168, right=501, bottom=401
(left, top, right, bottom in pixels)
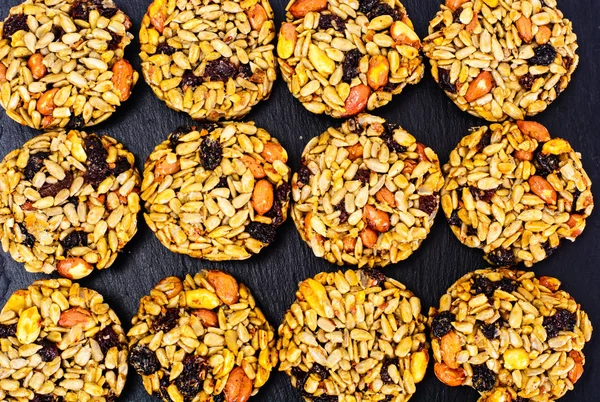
left=278, top=269, right=429, bottom=401
left=441, top=121, right=593, bottom=267
left=141, top=122, right=290, bottom=260
left=128, top=271, right=277, bottom=402
left=291, top=114, right=443, bottom=268
left=139, top=0, right=277, bottom=121
left=423, top=0, right=578, bottom=121
left=0, top=129, right=141, bottom=278
left=277, top=0, right=424, bottom=118
left=0, top=0, right=138, bottom=130
left=429, top=268, right=592, bottom=402
left=0, top=278, right=129, bottom=401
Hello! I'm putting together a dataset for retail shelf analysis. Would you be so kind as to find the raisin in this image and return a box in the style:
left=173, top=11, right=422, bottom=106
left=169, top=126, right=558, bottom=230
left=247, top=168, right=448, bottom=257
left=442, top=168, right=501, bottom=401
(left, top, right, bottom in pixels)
left=466, top=226, right=478, bottom=236
left=431, top=311, right=455, bottom=338
left=486, top=248, right=515, bottom=266
left=238, top=63, right=252, bottom=79
left=18, top=224, right=36, bottom=248
left=64, top=115, right=85, bottom=130
left=528, top=44, right=557, bottom=66
left=265, top=183, right=290, bottom=226
left=169, top=125, right=195, bottom=149
left=153, top=308, right=180, bottom=333
left=107, top=31, right=121, bottom=51
left=84, top=135, right=110, bottom=187
left=471, top=364, right=495, bottom=392
left=359, top=0, right=402, bottom=20
left=291, top=367, right=309, bottom=395
left=470, top=187, right=497, bottom=202
left=542, top=241, right=559, bottom=257
left=52, top=25, right=65, bottom=40
left=383, top=81, right=400, bottom=92
left=110, top=156, right=131, bottom=176
left=297, top=166, right=312, bottom=186
left=38, top=339, right=59, bottom=362
left=543, top=308, right=576, bottom=339
left=32, top=395, right=62, bottom=402
left=553, top=81, right=562, bottom=97
left=97, top=4, right=118, bottom=18
left=563, top=56, right=574, bottom=71
left=0, top=323, right=16, bottom=338
left=175, top=355, right=208, bottom=400
left=447, top=210, right=462, bottom=227
left=418, top=195, right=438, bottom=215
left=130, top=344, right=160, bottom=375
left=381, top=358, right=398, bottom=384
left=472, top=276, right=495, bottom=297
left=205, top=59, right=237, bottom=82
left=571, top=189, right=581, bottom=212
left=216, top=177, right=229, bottom=188
left=200, top=138, right=223, bottom=170
left=276, top=182, right=291, bottom=202
left=382, top=123, right=406, bottom=153
left=310, top=363, right=330, bottom=379
left=318, top=14, right=346, bottom=32
left=347, top=117, right=363, bottom=134
left=534, top=150, right=559, bottom=176
left=60, top=230, right=88, bottom=251
left=213, top=395, right=225, bottom=402
left=515, top=398, right=529, bottom=402
left=497, top=278, right=517, bottom=293
left=369, top=270, right=387, bottom=287
left=519, top=73, right=535, bottom=91
left=39, top=172, right=74, bottom=198
left=477, top=131, right=492, bottom=151
left=452, top=8, right=463, bottom=23
left=246, top=222, right=276, bottom=243
left=438, top=68, right=457, bottom=93
left=341, top=49, right=362, bottom=83
left=153, top=375, right=172, bottom=401
left=3, top=14, right=29, bottom=39
left=181, top=71, right=203, bottom=90
left=335, top=202, right=349, bottom=223
left=23, top=151, right=49, bottom=181
left=70, top=1, right=90, bottom=20
left=104, top=392, right=117, bottom=402
left=157, top=42, right=177, bottom=55
left=95, top=326, right=121, bottom=354
left=354, top=168, right=371, bottom=185
left=479, top=321, right=500, bottom=340
left=67, top=196, right=79, bottom=206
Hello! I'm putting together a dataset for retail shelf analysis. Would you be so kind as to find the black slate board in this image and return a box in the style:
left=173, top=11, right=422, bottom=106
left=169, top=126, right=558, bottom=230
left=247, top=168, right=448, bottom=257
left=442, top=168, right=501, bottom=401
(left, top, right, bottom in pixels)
left=1, top=0, right=599, bottom=401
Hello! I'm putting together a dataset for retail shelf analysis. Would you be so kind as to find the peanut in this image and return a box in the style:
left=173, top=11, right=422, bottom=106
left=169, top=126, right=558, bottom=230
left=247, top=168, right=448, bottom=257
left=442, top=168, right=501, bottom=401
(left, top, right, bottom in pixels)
left=516, top=16, right=533, bottom=43
left=360, top=228, right=378, bottom=248
left=299, top=278, right=329, bottom=318
left=308, top=44, right=335, bottom=76
left=206, top=270, right=240, bottom=306
left=289, top=0, right=327, bottom=18
left=410, top=349, right=429, bottom=383
left=224, top=366, right=253, bottom=402
left=17, top=307, right=42, bottom=345
left=36, top=88, right=59, bottom=116
left=342, top=236, right=356, bottom=253
left=261, top=141, right=287, bottom=163
left=112, top=59, right=134, bottom=102
left=241, top=155, right=266, bottom=178
left=58, top=307, right=94, bottom=329
left=516, top=121, right=550, bottom=142
left=41, top=116, right=54, bottom=128
left=565, top=214, right=585, bottom=238
left=434, top=362, right=465, bottom=386
left=247, top=4, right=268, bottom=31
left=57, top=257, right=93, bottom=280
left=542, top=138, right=572, bottom=155
left=446, top=0, right=468, bottom=11
left=568, top=350, right=584, bottom=384
left=193, top=309, right=219, bottom=327
left=346, top=143, right=364, bottom=160
left=465, top=71, right=494, bottom=103
left=536, top=25, right=552, bottom=45
left=148, top=0, right=167, bottom=33
left=390, top=21, right=421, bottom=48
left=539, top=276, right=561, bottom=291
left=503, top=348, right=530, bottom=370
left=440, top=331, right=462, bottom=369
left=156, top=276, right=183, bottom=299
left=514, top=150, right=533, bottom=161
left=402, top=159, right=417, bottom=175
left=363, top=205, right=391, bottom=232
left=465, top=12, right=478, bottom=33
left=528, top=175, right=557, bottom=205
left=185, top=289, right=221, bottom=310
left=0, top=63, right=6, bottom=83
left=367, top=55, right=390, bottom=91
left=252, top=179, right=274, bottom=215
left=277, top=23, right=297, bottom=60
left=28, top=53, right=47, bottom=80
left=416, top=143, right=430, bottom=162
left=1, top=289, right=27, bottom=314
left=376, top=187, right=396, bottom=207
left=342, top=84, right=371, bottom=117
left=155, top=158, right=181, bottom=176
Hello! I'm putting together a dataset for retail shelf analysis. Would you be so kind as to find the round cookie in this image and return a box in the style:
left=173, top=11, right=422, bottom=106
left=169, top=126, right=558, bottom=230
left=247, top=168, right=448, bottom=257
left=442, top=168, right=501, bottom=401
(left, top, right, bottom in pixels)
left=0, top=278, right=129, bottom=401
left=441, top=121, right=593, bottom=267
left=291, top=113, right=443, bottom=268
left=278, top=269, right=429, bottom=401
left=0, top=0, right=138, bottom=130
left=141, top=122, right=290, bottom=260
left=429, top=268, right=592, bottom=402
left=0, top=130, right=141, bottom=278
left=423, top=0, right=578, bottom=121
left=139, top=0, right=277, bottom=121
left=128, top=271, right=277, bottom=402
left=277, top=0, right=424, bottom=118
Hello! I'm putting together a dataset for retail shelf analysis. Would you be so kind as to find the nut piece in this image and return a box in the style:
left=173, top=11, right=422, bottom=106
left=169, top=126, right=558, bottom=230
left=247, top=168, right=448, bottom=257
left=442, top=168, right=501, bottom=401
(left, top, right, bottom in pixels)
left=360, top=228, right=378, bottom=248
left=299, top=278, right=329, bottom=318
left=516, top=16, right=533, bottom=43
left=410, top=349, right=429, bottom=383
left=16, top=306, right=42, bottom=345
left=193, top=309, right=218, bottom=327
left=376, top=187, right=396, bottom=207
left=156, top=277, right=183, bottom=299
left=542, top=138, right=572, bottom=155
left=28, top=54, right=47, bottom=80
left=440, top=331, right=462, bottom=369
left=289, top=0, right=327, bottom=18
left=390, top=21, right=421, bottom=47
left=367, top=55, right=390, bottom=91
left=148, top=0, right=167, bottom=32
left=1, top=289, right=28, bottom=314
left=514, top=150, right=533, bottom=161
left=112, top=59, right=134, bottom=102
left=36, top=88, right=59, bottom=116
left=185, top=289, right=221, bottom=310
left=536, top=25, right=552, bottom=45
left=277, top=23, right=298, bottom=60
left=539, top=276, right=561, bottom=291
left=224, top=366, right=253, bottom=402
left=261, top=142, right=287, bottom=163
left=464, top=71, right=494, bottom=102
left=58, top=307, right=95, bottom=330
left=342, top=84, right=371, bottom=117
left=568, top=350, right=584, bottom=384
left=308, top=44, right=335, bottom=76
left=57, top=257, right=94, bottom=280
left=516, top=121, right=551, bottom=142
left=206, top=270, right=240, bottom=306
left=503, top=348, right=530, bottom=370
left=346, top=143, right=364, bottom=160
left=445, top=0, right=468, bottom=11
left=0, top=63, right=6, bottom=83
left=247, top=4, right=268, bottom=31
left=528, top=176, right=557, bottom=205
left=252, top=179, right=274, bottom=215
left=241, top=155, right=266, bottom=178
left=434, top=362, right=466, bottom=386
left=155, top=157, right=181, bottom=176
left=363, top=205, right=390, bottom=233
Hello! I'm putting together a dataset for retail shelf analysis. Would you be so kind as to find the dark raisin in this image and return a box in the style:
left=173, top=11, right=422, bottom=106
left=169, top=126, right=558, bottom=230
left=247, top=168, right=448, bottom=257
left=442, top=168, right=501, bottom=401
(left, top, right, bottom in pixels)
left=153, top=308, right=180, bottom=333
left=276, top=182, right=291, bottom=202
left=341, top=49, right=362, bottom=83
left=110, top=156, right=131, bottom=176
left=553, top=81, right=562, bottom=97
left=470, top=186, right=497, bottom=202
left=528, top=44, right=557, bottom=66
left=216, top=177, right=229, bottom=188
left=265, top=182, right=290, bottom=226
left=431, top=311, right=455, bottom=338
left=354, top=168, right=371, bottom=185
left=515, top=397, right=529, bottom=402
left=383, top=81, right=400, bottom=92
left=130, top=344, right=161, bottom=375
left=60, top=230, right=88, bottom=251
left=571, top=189, right=581, bottom=212
left=175, top=355, right=208, bottom=400
left=359, top=0, right=402, bottom=20
left=97, top=4, right=118, bottom=18
left=70, top=1, right=90, bottom=20
left=52, top=25, right=65, bottom=40
left=563, top=56, right=573, bottom=71
left=205, top=59, right=237, bottom=82
left=477, top=131, right=492, bottom=151
left=84, top=135, right=109, bottom=187
left=543, top=308, right=576, bottom=339
left=497, top=278, right=517, bottom=293
left=38, top=339, right=59, bottom=362
left=519, top=73, right=535, bottom=91
left=381, top=358, right=398, bottom=384
left=318, top=14, right=346, bottom=31
left=369, top=270, right=387, bottom=287
left=437, top=68, right=457, bottom=93
left=297, top=166, right=312, bottom=186
left=335, top=202, right=349, bottom=223
left=238, top=63, right=252, bottom=79
left=107, top=31, right=121, bottom=51
left=0, top=323, right=16, bottom=338
left=200, top=138, right=223, bottom=170
left=418, top=195, right=438, bottom=215
left=3, top=14, right=29, bottom=39
left=246, top=222, right=276, bottom=243
left=486, top=248, right=515, bottom=266
left=64, top=115, right=85, bottom=130
left=181, top=71, right=203, bottom=90
left=18, top=223, right=36, bottom=248
left=169, top=126, right=195, bottom=149
left=104, top=391, right=117, bottom=402
left=466, top=226, right=478, bottom=236
left=67, top=196, right=79, bottom=206
left=472, top=276, right=495, bottom=297
left=447, top=210, right=462, bottom=227
left=381, top=123, right=406, bottom=153
left=542, top=241, right=559, bottom=257
left=264, top=202, right=283, bottom=226
left=534, top=150, right=559, bottom=176
left=23, top=151, right=49, bottom=181
left=39, top=172, right=74, bottom=198
left=471, top=364, right=495, bottom=392
left=213, top=394, right=225, bottom=402
left=347, top=117, right=363, bottom=134
left=291, top=367, right=309, bottom=395
left=152, top=375, right=172, bottom=401
left=95, top=326, right=120, bottom=354
left=157, top=42, right=177, bottom=55
left=479, top=321, right=500, bottom=340
left=310, top=363, right=330, bottom=379
left=452, top=8, right=463, bottom=23
left=32, top=395, right=62, bottom=402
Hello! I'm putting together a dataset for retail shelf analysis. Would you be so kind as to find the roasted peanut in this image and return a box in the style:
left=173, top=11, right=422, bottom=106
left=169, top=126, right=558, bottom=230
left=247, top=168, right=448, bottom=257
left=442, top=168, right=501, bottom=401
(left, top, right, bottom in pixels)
left=342, top=236, right=356, bottom=253
left=360, top=228, right=378, bottom=248
left=346, top=143, right=364, bottom=160
left=565, top=214, right=585, bottom=238
left=185, top=289, right=221, bottom=309
left=148, top=0, right=167, bottom=32
left=299, top=278, right=329, bottom=318
left=410, top=349, right=429, bottom=383
left=465, top=71, right=494, bottom=102
left=1, top=289, right=27, bottom=314
left=0, top=63, right=6, bottom=83
left=36, top=88, right=59, bottom=116
left=445, top=0, right=468, bottom=11
left=503, top=348, right=530, bottom=370
left=529, top=175, right=557, bottom=205
left=261, top=141, right=287, bottom=163
left=277, top=23, right=297, bottom=60
left=112, top=59, right=134, bottom=102
left=308, top=44, right=335, bottom=76
left=342, top=84, right=371, bottom=117
left=440, top=331, right=462, bottom=369
left=206, top=270, right=240, bottom=306
left=539, top=276, right=561, bottom=291
left=568, top=350, right=584, bottom=384
left=224, top=366, right=253, bottom=402
left=247, top=4, right=268, bottom=31
left=465, top=12, right=478, bottom=33
left=252, top=179, right=274, bottom=215
left=536, top=25, right=552, bottom=45
left=376, top=187, right=396, bottom=207
left=364, top=205, right=391, bottom=232
left=28, top=53, right=47, bottom=80
left=416, top=143, right=430, bottom=162
left=390, top=21, right=421, bottom=48
left=16, top=307, right=42, bottom=345
left=58, top=307, right=95, bottom=329
left=516, top=16, right=533, bottom=43
left=367, top=55, right=390, bottom=90
left=434, top=362, right=465, bottom=386
left=193, top=309, right=219, bottom=327
left=156, top=276, right=183, bottom=299
left=514, top=150, right=533, bottom=161
left=57, top=257, right=93, bottom=280
left=155, top=157, right=181, bottom=176
left=516, top=121, right=550, bottom=142
left=289, top=0, right=327, bottom=18
left=542, top=138, right=572, bottom=155
left=241, top=155, right=266, bottom=178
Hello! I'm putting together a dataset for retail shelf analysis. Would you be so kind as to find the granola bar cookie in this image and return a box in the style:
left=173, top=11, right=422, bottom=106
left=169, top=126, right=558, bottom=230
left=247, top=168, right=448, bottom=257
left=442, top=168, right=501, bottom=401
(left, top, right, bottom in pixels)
left=429, top=268, right=593, bottom=402
left=423, top=0, right=578, bottom=122
left=128, top=271, right=277, bottom=402
left=278, top=269, right=429, bottom=401
left=441, top=121, right=593, bottom=267
left=291, top=114, right=443, bottom=268
left=141, top=122, right=290, bottom=260
left=0, top=278, right=129, bottom=401
left=139, top=0, right=277, bottom=121
left=277, top=0, right=424, bottom=118
left=0, top=129, right=141, bottom=278
left=0, top=0, right=138, bottom=130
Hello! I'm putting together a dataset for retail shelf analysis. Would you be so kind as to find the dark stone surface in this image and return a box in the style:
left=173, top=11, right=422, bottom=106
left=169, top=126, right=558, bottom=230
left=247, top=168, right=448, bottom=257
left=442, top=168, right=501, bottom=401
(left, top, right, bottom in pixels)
left=0, top=0, right=599, bottom=401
